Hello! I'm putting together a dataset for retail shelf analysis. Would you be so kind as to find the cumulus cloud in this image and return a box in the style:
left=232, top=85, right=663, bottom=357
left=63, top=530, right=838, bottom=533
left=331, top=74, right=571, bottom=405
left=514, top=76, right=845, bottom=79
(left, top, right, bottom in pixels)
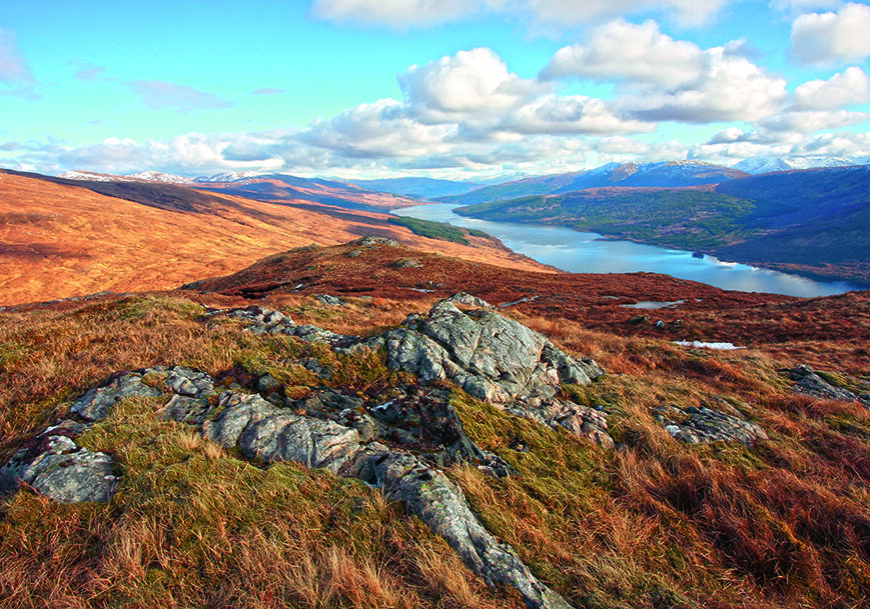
left=759, top=109, right=869, bottom=135
left=310, top=0, right=727, bottom=29
left=399, top=48, right=545, bottom=123
left=126, top=80, right=234, bottom=113
left=791, top=3, right=870, bottom=65
left=496, top=94, right=654, bottom=135
left=540, top=20, right=703, bottom=87
left=625, top=45, right=787, bottom=123
left=792, top=66, right=870, bottom=109
left=300, top=99, right=452, bottom=158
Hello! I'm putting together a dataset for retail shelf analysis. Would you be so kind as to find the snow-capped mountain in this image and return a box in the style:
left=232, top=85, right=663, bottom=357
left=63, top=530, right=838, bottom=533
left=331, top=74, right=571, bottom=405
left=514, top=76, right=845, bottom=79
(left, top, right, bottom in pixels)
left=734, top=157, right=857, bottom=174
left=59, top=170, right=194, bottom=184
left=194, top=171, right=262, bottom=183
left=127, top=171, right=195, bottom=184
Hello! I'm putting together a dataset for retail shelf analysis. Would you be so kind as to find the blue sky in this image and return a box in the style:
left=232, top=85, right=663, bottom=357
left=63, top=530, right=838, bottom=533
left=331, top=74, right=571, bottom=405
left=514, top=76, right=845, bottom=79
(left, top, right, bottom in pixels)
left=1, top=0, right=869, bottom=179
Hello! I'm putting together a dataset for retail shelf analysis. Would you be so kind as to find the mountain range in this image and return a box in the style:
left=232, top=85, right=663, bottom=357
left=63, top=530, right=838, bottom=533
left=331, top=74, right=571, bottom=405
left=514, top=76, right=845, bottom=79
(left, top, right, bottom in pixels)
left=453, top=164, right=870, bottom=285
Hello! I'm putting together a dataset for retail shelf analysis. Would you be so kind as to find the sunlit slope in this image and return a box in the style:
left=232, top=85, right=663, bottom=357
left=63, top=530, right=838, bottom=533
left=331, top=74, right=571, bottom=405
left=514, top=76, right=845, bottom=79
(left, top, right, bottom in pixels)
left=0, top=171, right=551, bottom=305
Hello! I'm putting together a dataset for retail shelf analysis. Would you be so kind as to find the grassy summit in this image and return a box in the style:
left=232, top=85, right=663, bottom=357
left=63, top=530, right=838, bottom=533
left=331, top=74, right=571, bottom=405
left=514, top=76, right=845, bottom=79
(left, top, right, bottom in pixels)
left=2, top=256, right=869, bottom=609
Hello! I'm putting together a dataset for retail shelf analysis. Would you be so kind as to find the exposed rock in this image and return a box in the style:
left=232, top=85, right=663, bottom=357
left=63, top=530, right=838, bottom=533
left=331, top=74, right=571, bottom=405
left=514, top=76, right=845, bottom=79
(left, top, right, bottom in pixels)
left=653, top=405, right=767, bottom=447
left=315, top=294, right=344, bottom=306
left=1, top=432, right=118, bottom=503
left=165, top=366, right=215, bottom=397
left=286, top=324, right=359, bottom=348
left=358, top=297, right=603, bottom=404
left=372, top=452, right=573, bottom=609
left=71, top=371, right=161, bottom=421
left=355, top=236, right=401, bottom=247
left=200, top=391, right=282, bottom=449
left=788, top=364, right=870, bottom=405
left=239, top=409, right=362, bottom=473
left=509, top=399, right=613, bottom=449
left=210, top=305, right=295, bottom=334
left=393, top=258, right=423, bottom=269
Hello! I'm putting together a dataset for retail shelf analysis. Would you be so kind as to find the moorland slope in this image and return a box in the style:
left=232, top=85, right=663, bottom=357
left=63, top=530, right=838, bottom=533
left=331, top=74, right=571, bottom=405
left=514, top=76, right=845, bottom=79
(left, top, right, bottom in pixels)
left=1, top=238, right=869, bottom=609
left=0, top=170, right=548, bottom=306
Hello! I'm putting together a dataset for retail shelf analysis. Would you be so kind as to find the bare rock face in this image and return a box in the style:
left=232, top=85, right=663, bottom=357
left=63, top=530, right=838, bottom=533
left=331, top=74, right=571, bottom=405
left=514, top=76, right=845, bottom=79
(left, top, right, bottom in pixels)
left=788, top=364, right=870, bottom=405
left=71, top=371, right=161, bottom=421
left=653, top=404, right=768, bottom=447
left=361, top=296, right=604, bottom=404
left=372, top=451, right=573, bottom=609
left=0, top=429, right=119, bottom=503
left=509, top=399, right=614, bottom=449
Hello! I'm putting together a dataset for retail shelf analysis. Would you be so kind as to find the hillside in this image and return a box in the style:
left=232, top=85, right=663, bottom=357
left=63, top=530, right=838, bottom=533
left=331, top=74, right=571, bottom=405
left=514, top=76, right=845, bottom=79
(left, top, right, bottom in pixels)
left=439, top=162, right=747, bottom=206
left=57, top=169, right=423, bottom=212
left=455, top=165, right=870, bottom=284
left=2, top=239, right=870, bottom=609
left=193, top=174, right=422, bottom=211
left=0, top=170, right=550, bottom=306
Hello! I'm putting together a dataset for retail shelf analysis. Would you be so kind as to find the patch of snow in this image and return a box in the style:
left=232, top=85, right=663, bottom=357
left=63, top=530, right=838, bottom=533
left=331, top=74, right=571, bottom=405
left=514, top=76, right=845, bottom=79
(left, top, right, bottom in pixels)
left=674, top=341, right=745, bottom=350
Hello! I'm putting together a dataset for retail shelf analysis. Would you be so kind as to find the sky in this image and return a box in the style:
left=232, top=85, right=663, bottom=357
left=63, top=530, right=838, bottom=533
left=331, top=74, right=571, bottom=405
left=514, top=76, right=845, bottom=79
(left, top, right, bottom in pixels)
left=1, top=0, right=869, bottom=180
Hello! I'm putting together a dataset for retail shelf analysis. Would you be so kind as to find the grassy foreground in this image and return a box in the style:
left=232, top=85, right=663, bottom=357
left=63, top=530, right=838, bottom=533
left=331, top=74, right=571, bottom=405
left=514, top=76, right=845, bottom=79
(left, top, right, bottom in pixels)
left=1, top=294, right=869, bottom=608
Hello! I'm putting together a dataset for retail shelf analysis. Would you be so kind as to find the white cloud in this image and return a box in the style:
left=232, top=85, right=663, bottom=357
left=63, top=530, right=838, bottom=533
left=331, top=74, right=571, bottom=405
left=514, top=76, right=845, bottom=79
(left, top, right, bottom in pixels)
left=0, top=29, right=39, bottom=99
left=300, top=99, right=452, bottom=158
left=310, top=0, right=728, bottom=29
left=769, top=0, right=842, bottom=17
left=399, top=48, right=545, bottom=123
left=759, top=109, right=869, bottom=134
left=126, top=80, right=234, bottom=113
left=496, top=94, right=654, bottom=135
left=626, top=46, right=788, bottom=123
left=0, top=29, right=32, bottom=82
left=792, top=66, right=870, bottom=110
left=310, top=0, right=503, bottom=28
left=791, top=3, right=870, bottom=65
left=794, top=131, right=870, bottom=157
left=530, top=0, right=727, bottom=26
left=540, top=20, right=703, bottom=88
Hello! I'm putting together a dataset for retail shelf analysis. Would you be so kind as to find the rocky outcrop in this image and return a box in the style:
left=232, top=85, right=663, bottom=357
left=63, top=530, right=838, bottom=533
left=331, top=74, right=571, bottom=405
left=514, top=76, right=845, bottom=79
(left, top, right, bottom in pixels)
left=357, top=294, right=604, bottom=404
left=207, top=295, right=610, bottom=449
left=788, top=364, right=870, bottom=406
left=71, top=371, right=161, bottom=421
left=509, top=398, right=613, bottom=449
left=3, top=294, right=613, bottom=607
left=372, top=451, right=573, bottom=609
left=653, top=404, right=768, bottom=447
left=0, top=423, right=119, bottom=503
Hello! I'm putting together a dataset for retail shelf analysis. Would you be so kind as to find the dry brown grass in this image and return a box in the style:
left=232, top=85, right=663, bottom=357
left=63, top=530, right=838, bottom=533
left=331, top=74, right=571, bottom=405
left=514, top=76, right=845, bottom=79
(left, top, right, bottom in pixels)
left=3, top=292, right=870, bottom=609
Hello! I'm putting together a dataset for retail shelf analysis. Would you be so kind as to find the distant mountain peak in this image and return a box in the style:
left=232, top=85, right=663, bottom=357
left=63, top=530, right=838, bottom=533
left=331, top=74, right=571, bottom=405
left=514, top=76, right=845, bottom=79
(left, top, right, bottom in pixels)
left=59, top=169, right=194, bottom=185
left=734, top=156, right=857, bottom=174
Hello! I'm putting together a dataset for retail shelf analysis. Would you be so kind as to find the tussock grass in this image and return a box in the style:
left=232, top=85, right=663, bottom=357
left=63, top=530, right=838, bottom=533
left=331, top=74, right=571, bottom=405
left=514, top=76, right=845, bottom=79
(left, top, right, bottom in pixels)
left=2, top=294, right=870, bottom=608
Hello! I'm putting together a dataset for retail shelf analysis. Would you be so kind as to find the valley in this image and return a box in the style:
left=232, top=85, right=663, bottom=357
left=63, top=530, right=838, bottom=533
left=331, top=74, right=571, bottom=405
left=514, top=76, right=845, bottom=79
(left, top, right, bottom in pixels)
left=452, top=165, right=870, bottom=285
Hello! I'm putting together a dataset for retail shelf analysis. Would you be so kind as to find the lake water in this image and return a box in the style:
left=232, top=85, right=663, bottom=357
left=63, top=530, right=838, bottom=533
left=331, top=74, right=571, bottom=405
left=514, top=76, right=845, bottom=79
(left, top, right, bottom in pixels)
left=393, top=204, right=862, bottom=298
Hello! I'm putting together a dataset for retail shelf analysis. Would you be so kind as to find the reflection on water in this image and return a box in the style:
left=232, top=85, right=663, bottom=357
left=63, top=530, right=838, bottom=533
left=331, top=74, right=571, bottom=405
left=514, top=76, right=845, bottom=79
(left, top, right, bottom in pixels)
left=393, top=204, right=861, bottom=298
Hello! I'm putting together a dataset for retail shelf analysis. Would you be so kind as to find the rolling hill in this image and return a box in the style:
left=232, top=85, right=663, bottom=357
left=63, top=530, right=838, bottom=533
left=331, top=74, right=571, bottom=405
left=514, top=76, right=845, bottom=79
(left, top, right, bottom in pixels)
left=0, top=170, right=550, bottom=306
left=439, top=161, right=748, bottom=206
